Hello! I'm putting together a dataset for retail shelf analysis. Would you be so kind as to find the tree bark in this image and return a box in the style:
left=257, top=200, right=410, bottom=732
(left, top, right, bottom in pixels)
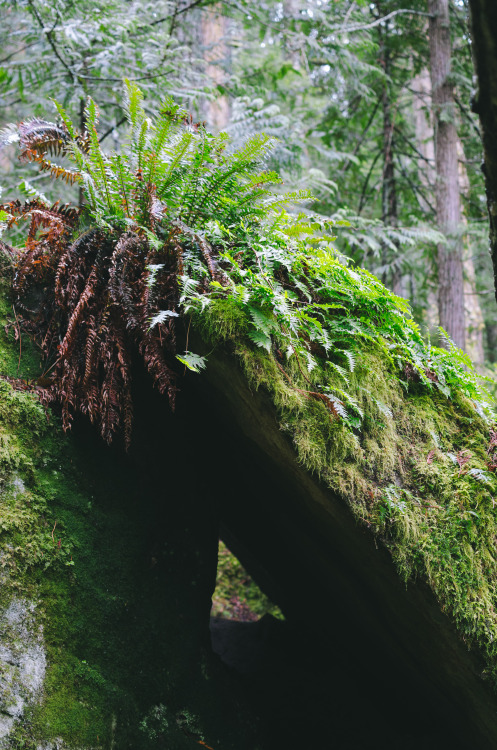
left=412, top=68, right=439, bottom=330
left=468, top=0, right=497, bottom=308
left=458, top=139, right=485, bottom=364
left=413, top=66, right=484, bottom=361
left=202, top=3, right=230, bottom=132
left=428, top=0, right=466, bottom=349
left=378, top=14, right=403, bottom=297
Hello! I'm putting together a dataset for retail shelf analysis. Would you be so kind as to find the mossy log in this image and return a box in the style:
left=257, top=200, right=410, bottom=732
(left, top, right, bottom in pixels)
left=0, top=284, right=496, bottom=747
left=3, top=85, right=497, bottom=750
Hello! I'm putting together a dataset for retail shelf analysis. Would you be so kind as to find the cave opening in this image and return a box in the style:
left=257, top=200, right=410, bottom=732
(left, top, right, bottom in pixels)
left=68, top=360, right=478, bottom=749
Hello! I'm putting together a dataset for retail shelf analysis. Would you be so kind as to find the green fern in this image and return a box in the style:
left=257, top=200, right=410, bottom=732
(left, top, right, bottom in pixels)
left=2, top=85, right=493, bottom=439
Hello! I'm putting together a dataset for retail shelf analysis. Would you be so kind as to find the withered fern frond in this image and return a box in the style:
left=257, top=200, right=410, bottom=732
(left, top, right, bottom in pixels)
left=2, top=84, right=310, bottom=446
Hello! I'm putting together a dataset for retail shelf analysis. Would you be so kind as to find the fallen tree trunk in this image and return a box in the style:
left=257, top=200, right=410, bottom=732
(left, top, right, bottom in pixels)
left=1, top=295, right=497, bottom=747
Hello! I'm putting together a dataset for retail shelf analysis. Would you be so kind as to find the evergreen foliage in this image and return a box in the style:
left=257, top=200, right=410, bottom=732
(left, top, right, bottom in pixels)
left=0, top=84, right=492, bottom=447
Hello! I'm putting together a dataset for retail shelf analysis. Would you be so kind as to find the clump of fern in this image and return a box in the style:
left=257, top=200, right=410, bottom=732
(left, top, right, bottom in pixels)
left=0, top=82, right=492, bottom=446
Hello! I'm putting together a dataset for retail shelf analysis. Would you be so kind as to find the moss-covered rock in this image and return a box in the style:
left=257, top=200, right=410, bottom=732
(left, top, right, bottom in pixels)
left=195, top=297, right=497, bottom=680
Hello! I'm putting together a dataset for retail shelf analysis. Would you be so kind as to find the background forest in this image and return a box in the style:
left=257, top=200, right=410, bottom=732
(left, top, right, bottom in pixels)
left=0, top=0, right=495, bottom=371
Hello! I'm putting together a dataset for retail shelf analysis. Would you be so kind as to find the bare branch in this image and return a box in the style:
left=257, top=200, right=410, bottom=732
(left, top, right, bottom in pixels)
left=99, top=117, right=127, bottom=144
left=324, top=8, right=434, bottom=37
left=27, top=0, right=79, bottom=84
left=0, top=41, right=39, bottom=65
left=358, top=149, right=382, bottom=214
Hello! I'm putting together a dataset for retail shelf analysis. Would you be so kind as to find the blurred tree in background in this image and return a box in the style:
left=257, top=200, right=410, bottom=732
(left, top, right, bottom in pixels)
left=1, top=0, right=496, bottom=366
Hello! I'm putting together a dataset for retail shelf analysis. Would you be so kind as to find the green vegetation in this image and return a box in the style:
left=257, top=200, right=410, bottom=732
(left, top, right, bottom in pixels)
left=212, top=541, right=283, bottom=621
left=0, top=280, right=253, bottom=749
left=2, top=82, right=497, bottom=741
left=0, top=1, right=496, bottom=746
left=1, top=82, right=490, bottom=439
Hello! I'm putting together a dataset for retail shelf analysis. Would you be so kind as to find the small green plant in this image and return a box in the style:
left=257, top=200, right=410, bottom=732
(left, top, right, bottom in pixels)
left=139, top=704, right=169, bottom=741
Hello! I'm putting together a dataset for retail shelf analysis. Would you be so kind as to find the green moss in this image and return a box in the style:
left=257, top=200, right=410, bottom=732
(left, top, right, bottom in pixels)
left=31, top=659, right=110, bottom=746
left=196, top=298, right=497, bottom=687
left=0, top=278, right=43, bottom=381
left=198, top=298, right=250, bottom=341
left=0, top=283, right=245, bottom=748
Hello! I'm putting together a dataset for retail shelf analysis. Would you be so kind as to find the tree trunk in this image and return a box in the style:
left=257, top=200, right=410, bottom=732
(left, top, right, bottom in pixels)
left=412, top=68, right=439, bottom=330
left=457, top=139, right=486, bottom=364
left=413, top=66, right=484, bottom=361
left=378, top=15, right=403, bottom=297
left=468, top=0, right=497, bottom=310
left=428, top=0, right=466, bottom=349
left=202, top=4, right=230, bottom=132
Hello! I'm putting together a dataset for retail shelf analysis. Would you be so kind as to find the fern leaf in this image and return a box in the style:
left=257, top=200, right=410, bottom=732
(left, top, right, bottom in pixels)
left=176, top=351, right=207, bottom=373
left=149, top=310, right=179, bottom=329
left=124, top=78, right=145, bottom=129
left=248, top=305, right=277, bottom=336
left=248, top=329, right=272, bottom=352
left=17, top=118, right=70, bottom=160
left=0, top=124, right=19, bottom=148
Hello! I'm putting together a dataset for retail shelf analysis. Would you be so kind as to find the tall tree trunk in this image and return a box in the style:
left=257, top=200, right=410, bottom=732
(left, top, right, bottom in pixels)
left=202, top=4, right=230, bottom=132
left=428, top=0, right=466, bottom=349
left=413, top=67, right=485, bottom=361
left=457, top=140, right=486, bottom=364
left=378, top=11, right=403, bottom=297
left=468, top=0, right=497, bottom=308
left=412, top=68, right=439, bottom=330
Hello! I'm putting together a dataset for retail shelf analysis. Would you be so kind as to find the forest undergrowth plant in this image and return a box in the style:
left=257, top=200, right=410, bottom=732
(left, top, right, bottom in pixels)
left=0, top=82, right=492, bottom=447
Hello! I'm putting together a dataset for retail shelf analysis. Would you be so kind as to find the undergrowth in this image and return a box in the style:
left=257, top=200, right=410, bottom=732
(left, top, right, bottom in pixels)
left=212, top=541, right=283, bottom=622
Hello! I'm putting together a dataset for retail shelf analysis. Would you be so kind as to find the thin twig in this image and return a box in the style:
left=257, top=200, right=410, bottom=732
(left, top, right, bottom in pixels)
left=394, top=126, right=435, bottom=167
left=323, top=8, right=433, bottom=37
left=11, top=305, right=22, bottom=377
left=358, top=149, right=382, bottom=214
left=28, top=1, right=79, bottom=84
left=150, top=0, right=210, bottom=28
left=99, top=117, right=127, bottom=144
left=0, top=41, right=39, bottom=65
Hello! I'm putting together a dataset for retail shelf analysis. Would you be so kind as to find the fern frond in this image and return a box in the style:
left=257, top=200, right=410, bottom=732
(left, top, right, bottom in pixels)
left=18, top=118, right=70, bottom=160
left=0, top=123, right=19, bottom=149
left=124, top=78, right=145, bottom=130
left=37, top=158, right=80, bottom=185
left=6, top=83, right=491, bottom=448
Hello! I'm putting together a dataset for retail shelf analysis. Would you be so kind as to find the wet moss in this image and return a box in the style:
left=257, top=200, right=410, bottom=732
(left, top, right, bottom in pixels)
left=195, top=298, right=497, bottom=687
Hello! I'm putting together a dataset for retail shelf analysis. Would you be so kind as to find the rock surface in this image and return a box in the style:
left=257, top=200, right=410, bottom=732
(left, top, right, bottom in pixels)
left=0, top=597, right=45, bottom=746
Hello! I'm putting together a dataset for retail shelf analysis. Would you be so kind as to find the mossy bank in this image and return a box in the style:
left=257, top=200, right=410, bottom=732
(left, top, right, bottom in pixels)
left=197, top=293, right=497, bottom=678
left=0, top=278, right=259, bottom=749
left=3, top=87, right=497, bottom=748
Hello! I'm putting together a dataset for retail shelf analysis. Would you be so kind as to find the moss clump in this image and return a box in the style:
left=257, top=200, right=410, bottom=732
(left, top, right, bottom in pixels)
left=195, top=295, right=497, bottom=687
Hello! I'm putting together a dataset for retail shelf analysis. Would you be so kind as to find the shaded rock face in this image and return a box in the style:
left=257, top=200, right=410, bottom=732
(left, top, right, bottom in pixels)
left=211, top=613, right=469, bottom=750
left=210, top=615, right=283, bottom=676
left=0, top=597, right=45, bottom=746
